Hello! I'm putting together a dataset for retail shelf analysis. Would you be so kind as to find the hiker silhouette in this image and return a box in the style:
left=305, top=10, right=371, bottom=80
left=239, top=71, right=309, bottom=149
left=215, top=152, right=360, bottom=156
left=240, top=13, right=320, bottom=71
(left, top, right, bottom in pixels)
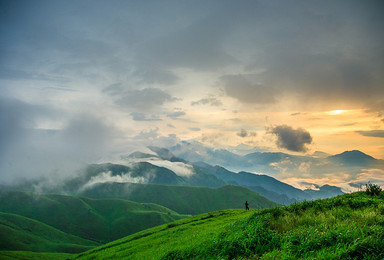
left=245, top=201, right=249, bottom=210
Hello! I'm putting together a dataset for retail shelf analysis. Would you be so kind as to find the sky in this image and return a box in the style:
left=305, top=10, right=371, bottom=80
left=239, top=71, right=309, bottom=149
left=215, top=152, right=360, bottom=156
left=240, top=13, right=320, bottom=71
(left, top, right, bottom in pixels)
left=1, top=0, right=384, bottom=185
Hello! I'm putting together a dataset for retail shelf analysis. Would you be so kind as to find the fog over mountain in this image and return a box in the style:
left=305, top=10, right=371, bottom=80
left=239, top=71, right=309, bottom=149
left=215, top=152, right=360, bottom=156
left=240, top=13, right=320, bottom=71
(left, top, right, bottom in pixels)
left=5, top=143, right=384, bottom=207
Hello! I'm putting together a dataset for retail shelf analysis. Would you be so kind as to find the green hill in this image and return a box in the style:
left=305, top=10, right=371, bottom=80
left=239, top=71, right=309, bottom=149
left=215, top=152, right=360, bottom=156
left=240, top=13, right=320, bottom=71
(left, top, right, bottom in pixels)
left=0, top=251, right=74, bottom=260
left=76, top=191, right=384, bottom=259
left=79, top=184, right=278, bottom=214
left=0, top=191, right=189, bottom=245
left=0, top=212, right=99, bottom=253
left=76, top=209, right=254, bottom=260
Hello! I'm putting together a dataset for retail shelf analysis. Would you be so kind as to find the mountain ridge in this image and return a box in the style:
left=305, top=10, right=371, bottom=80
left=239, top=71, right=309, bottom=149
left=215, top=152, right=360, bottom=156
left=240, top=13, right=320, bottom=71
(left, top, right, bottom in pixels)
left=78, top=183, right=277, bottom=215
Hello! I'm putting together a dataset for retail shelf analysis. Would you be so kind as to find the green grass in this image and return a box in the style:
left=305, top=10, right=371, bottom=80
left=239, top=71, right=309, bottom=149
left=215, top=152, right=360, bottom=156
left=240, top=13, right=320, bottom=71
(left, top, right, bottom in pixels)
left=0, top=212, right=99, bottom=253
left=0, top=251, right=74, bottom=260
left=2, top=191, right=383, bottom=259
left=75, top=191, right=384, bottom=259
left=76, top=209, right=254, bottom=259
left=0, top=191, right=190, bottom=245
left=79, top=183, right=278, bottom=214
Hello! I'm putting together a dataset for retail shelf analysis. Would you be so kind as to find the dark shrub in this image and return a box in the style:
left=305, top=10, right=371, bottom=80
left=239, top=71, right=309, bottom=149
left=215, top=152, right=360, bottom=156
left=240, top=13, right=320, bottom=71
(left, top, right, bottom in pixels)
left=365, top=183, right=382, bottom=196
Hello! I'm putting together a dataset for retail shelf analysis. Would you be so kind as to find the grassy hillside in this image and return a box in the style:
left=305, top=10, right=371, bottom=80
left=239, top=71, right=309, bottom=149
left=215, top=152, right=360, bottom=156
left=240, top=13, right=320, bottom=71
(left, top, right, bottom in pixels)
left=0, top=212, right=99, bottom=253
left=76, top=191, right=384, bottom=259
left=0, top=191, right=189, bottom=244
left=79, top=184, right=278, bottom=214
left=76, top=209, right=254, bottom=259
left=0, top=251, right=73, bottom=260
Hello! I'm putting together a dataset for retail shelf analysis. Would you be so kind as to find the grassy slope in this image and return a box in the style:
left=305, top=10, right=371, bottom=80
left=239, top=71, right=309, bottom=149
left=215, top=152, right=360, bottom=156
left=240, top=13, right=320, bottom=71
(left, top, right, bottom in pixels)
left=80, top=183, right=278, bottom=214
left=0, top=251, right=73, bottom=260
left=76, top=192, right=384, bottom=259
left=0, top=191, right=189, bottom=244
left=0, top=212, right=99, bottom=253
left=76, top=209, right=254, bottom=260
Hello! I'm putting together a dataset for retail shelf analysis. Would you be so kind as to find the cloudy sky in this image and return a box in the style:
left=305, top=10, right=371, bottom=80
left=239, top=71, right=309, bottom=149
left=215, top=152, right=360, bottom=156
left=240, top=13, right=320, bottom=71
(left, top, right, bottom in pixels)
left=1, top=0, right=384, bottom=183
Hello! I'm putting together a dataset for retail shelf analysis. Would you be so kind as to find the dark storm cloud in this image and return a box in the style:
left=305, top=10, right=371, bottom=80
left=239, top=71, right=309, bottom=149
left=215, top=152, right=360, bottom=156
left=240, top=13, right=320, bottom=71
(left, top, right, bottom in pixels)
left=267, top=125, right=313, bottom=153
left=216, top=1, right=384, bottom=109
left=135, top=3, right=239, bottom=72
left=356, top=130, right=384, bottom=138
left=219, top=75, right=277, bottom=104
left=0, top=0, right=122, bottom=83
left=113, top=88, right=177, bottom=111
left=3, top=0, right=383, bottom=111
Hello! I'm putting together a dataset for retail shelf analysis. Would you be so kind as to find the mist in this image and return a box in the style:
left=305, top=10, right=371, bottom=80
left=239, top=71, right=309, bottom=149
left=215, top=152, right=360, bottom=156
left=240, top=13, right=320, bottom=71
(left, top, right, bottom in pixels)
left=0, top=97, right=120, bottom=183
left=80, top=171, right=147, bottom=192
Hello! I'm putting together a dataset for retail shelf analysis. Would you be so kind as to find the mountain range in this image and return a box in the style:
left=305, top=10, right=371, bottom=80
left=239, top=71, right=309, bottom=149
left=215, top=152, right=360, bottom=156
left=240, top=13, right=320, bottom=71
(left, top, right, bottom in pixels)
left=1, top=144, right=382, bottom=254
left=4, top=145, right=360, bottom=205
left=169, top=141, right=383, bottom=174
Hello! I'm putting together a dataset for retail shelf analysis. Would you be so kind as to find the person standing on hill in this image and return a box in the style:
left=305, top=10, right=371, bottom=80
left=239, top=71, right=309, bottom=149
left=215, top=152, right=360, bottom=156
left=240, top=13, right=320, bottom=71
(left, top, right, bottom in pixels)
left=245, top=200, right=249, bottom=211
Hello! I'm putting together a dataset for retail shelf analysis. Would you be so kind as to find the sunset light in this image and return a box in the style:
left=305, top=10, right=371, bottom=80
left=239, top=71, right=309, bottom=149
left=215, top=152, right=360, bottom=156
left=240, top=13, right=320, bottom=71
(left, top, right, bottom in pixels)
left=328, top=110, right=347, bottom=115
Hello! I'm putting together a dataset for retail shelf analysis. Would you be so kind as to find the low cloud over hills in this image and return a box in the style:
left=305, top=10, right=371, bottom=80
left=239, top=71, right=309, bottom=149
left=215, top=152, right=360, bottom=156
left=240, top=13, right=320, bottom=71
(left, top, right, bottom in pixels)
left=3, top=144, right=364, bottom=205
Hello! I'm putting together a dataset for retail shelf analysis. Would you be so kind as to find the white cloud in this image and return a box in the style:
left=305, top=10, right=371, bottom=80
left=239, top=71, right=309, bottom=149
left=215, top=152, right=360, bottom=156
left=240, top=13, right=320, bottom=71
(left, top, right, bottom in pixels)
left=80, top=171, right=147, bottom=191
left=149, top=160, right=194, bottom=177
left=349, top=169, right=384, bottom=189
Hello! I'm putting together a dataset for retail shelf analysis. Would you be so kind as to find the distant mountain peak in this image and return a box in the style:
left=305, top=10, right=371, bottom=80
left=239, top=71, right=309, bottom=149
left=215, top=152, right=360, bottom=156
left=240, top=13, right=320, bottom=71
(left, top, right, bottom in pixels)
left=304, top=184, right=344, bottom=200
left=327, top=150, right=376, bottom=166
left=329, top=150, right=375, bottom=160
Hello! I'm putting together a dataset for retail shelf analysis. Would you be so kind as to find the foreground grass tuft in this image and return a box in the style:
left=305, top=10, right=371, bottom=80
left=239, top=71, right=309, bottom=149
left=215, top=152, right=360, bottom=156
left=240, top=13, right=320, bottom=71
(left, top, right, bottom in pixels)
left=365, top=183, right=382, bottom=196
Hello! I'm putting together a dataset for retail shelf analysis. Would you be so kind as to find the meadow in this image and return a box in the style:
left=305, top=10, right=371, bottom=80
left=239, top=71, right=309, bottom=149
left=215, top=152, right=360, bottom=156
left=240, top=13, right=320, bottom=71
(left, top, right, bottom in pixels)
left=75, top=191, right=384, bottom=259
left=1, top=190, right=383, bottom=259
